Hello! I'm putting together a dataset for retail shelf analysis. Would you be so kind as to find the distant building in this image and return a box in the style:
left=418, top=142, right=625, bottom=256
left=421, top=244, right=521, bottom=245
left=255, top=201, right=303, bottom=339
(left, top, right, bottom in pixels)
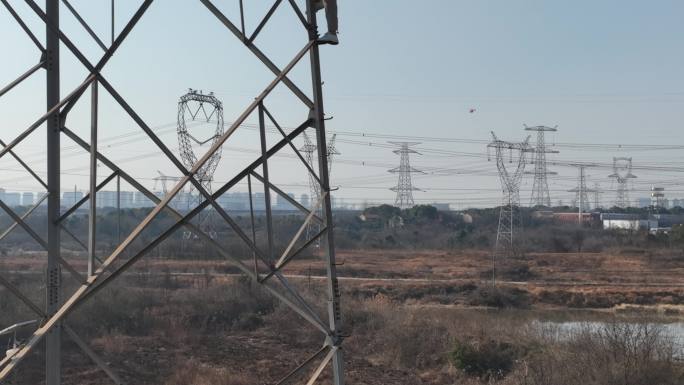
left=651, top=187, right=666, bottom=208
left=175, top=192, right=194, bottom=210
left=532, top=210, right=554, bottom=220
left=22, top=192, right=34, bottom=206
left=218, top=192, right=249, bottom=210
left=36, top=192, right=48, bottom=206
left=98, top=191, right=118, bottom=208
left=120, top=191, right=134, bottom=209
left=253, top=192, right=265, bottom=211
left=673, top=198, right=683, bottom=208
left=62, top=191, right=84, bottom=208
left=217, top=193, right=230, bottom=209
left=601, top=213, right=654, bottom=231
left=651, top=214, right=684, bottom=228
left=553, top=212, right=594, bottom=225
left=636, top=197, right=651, bottom=208
left=603, top=219, right=652, bottom=230
left=275, top=193, right=296, bottom=211
left=300, top=193, right=310, bottom=208
left=3, top=192, right=21, bottom=207
left=134, top=191, right=152, bottom=208
left=431, top=203, right=451, bottom=211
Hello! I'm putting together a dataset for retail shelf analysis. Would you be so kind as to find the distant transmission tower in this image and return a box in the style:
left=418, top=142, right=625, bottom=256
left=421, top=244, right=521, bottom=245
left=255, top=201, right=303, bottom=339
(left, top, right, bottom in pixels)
left=301, top=131, right=339, bottom=245
left=177, top=89, right=224, bottom=191
left=177, top=89, right=224, bottom=238
left=567, top=163, right=597, bottom=223
left=593, top=183, right=602, bottom=210
left=388, top=142, right=423, bottom=209
left=487, top=133, right=530, bottom=272
left=524, top=125, right=558, bottom=207
left=608, top=157, right=637, bottom=208
left=153, top=171, right=187, bottom=210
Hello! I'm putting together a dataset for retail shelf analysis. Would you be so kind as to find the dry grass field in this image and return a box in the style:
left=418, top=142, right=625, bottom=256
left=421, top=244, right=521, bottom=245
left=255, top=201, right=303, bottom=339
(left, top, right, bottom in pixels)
left=1, top=248, right=683, bottom=384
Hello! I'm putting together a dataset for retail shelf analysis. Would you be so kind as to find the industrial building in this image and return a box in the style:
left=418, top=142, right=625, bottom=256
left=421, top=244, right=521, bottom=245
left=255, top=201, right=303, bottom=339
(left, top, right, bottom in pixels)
left=600, top=213, right=684, bottom=232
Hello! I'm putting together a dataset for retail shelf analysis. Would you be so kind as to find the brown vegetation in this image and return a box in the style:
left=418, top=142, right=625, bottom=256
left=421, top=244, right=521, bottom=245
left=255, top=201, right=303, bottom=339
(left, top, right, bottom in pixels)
left=2, top=272, right=683, bottom=385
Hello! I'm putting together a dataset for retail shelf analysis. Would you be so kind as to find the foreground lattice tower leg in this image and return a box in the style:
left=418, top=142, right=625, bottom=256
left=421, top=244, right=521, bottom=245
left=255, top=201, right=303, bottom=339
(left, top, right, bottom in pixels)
left=46, top=1, right=62, bottom=382
left=307, top=6, right=345, bottom=377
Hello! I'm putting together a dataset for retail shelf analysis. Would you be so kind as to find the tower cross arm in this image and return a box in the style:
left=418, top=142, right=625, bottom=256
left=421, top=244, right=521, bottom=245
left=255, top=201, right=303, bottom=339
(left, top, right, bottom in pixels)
left=524, top=124, right=558, bottom=132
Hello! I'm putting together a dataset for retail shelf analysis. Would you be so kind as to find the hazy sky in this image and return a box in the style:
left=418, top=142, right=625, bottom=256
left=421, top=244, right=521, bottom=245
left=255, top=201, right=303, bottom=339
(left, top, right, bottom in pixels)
left=1, top=0, right=683, bottom=208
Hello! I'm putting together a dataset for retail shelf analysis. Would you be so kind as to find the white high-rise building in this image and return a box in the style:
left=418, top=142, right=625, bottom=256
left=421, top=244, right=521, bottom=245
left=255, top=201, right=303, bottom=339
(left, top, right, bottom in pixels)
left=120, top=191, right=134, bottom=209
left=98, top=191, right=118, bottom=208
left=300, top=193, right=310, bottom=208
left=4, top=192, right=21, bottom=207
left=62, top=190, right=84, bottom=208
left=22, top=192, right=34, bottom=206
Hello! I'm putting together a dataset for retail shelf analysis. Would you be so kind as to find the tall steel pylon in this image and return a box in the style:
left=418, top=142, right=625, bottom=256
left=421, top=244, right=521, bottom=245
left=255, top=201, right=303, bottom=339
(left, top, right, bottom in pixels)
left=177, top=89, right=225, bottom=239
left=609, top=157, right=637, bottom=208
left=153, top=171, right=189, bottom=211
left=177, top=89, right=224, bottom=192
left=593, top=183, right=602, bottom=210
left=300, top=131, right=339, bottom=246
left=0, top=1, right=346, bottom=384
left=566, top=163, right=597, bottom=223
left=524, top=125, right=558, bottom=207
left=388, top=142, right=423, bottom=209
left=487, top=132, right=530, bottom=279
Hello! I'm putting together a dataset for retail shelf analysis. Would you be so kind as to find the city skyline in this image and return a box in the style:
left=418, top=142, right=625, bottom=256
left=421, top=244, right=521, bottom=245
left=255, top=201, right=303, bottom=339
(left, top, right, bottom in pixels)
left=1, top=185, right=682, bottom=212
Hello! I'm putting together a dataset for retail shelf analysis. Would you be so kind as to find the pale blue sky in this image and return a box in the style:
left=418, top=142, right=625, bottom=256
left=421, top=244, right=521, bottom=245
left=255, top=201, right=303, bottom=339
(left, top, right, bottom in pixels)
left=1, top=0, right=683, bottom=208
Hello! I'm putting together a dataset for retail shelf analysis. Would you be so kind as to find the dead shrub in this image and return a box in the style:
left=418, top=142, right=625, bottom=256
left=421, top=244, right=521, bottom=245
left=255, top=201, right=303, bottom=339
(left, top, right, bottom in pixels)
left=450, top=338, right=524, bottom=380
left=521, top=321, right=684, bottom=385
left=467, top=286, right=530, bottom=309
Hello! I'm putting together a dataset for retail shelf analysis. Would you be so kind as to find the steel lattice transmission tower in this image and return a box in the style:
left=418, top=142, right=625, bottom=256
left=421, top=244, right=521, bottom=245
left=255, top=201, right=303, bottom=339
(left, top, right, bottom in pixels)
left=0, top=1, right=347, bottom=383
left=177, top=89, right=224, bottom=190
left=609, top=157, right=637, bottom=208
left=566, top=163, right=597, bottom=223
left=388, top=142, right=423, bottom=209
left=154, top=170, right=188, bottom=210
left=300, top=131, right=339, bottom=245
left=487, top=133, right=531, bottom=267
left=524, top=125, right=558, bottom=207
left=177, top=89, right=225, bottom=238
left=593, top=183, right=602, bottom=210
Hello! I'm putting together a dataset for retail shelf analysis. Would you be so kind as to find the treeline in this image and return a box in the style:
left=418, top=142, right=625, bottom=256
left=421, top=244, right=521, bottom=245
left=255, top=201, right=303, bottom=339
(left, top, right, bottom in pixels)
left=335, top=204, right=684, bottom=254
left=2, top=204, right=684, bottom=258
